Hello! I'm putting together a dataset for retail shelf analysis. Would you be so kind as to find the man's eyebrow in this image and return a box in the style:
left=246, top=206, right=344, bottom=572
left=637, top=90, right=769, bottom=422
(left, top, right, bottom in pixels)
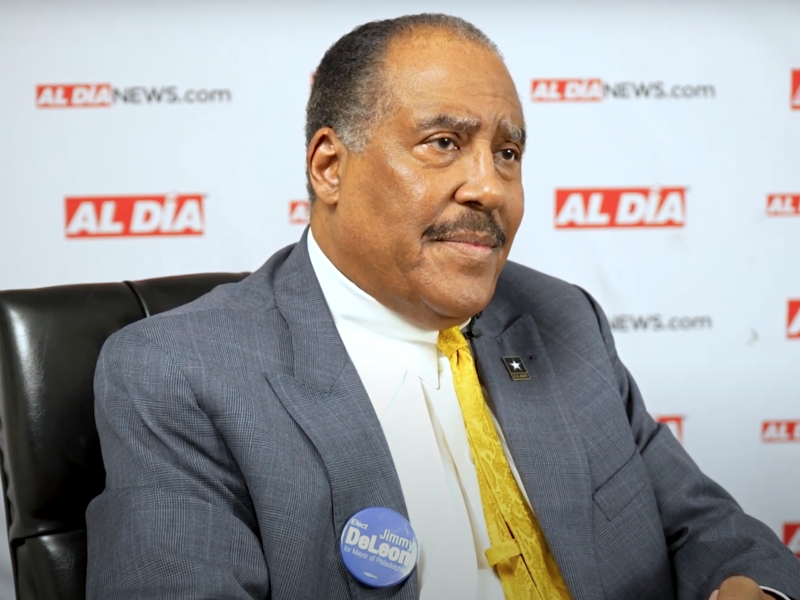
left=415, top=114, right=482, bottom=133
left=415, top=113, right=526, bottom=150
left=500, top=119, right=526, bottom=147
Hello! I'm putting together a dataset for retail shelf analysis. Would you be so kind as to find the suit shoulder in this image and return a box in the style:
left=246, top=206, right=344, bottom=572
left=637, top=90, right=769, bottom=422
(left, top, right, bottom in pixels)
left=151, top=245, right=292, bottom=321
left=498, top=261, right=576, bottom=291
left=99, top=248, right=294, bottom=367
left=496, top=261, right=593, bottom=310
left=488, top=261, right=605, bottom=339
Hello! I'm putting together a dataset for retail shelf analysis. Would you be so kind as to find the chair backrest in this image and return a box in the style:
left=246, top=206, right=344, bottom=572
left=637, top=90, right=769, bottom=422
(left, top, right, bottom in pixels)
left=0, top=272, right=249, bottom=600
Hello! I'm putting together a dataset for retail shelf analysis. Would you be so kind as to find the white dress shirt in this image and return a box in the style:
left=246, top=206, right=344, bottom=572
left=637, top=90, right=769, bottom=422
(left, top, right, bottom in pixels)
left=308, top=232, right=535, bottom=599
left=307, top=232, right=791, bottom=600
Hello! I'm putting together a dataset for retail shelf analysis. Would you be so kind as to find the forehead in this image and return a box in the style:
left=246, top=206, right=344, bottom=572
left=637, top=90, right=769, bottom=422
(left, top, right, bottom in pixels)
left=381, top=29, right=524, bottom=129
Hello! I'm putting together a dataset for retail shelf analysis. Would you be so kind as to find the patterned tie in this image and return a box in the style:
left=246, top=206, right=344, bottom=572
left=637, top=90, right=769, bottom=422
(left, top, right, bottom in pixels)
left=438, top=326, right=572, bottom=600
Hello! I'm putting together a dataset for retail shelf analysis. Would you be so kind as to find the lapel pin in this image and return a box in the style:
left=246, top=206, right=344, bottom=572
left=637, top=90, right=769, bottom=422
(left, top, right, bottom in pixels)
left=502, top=356, right=530, bottom=381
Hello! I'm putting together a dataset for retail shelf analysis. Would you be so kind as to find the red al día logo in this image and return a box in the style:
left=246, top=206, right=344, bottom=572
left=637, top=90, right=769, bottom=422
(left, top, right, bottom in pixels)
left=761, top=420, right=800, bottom=443
left=532, top=79, right=604, bottom=102
left=555, top=186, right=686, bottom=229
left=289, top=200, right=310, bottom=225
left=788, top=300, right=800, bottom=339
left=37, top=84, right=112, bottom=108
left=65, top=194, right=205, bottom=238
left=785, top=523, right=800, bottom=557
left=656, top=415, right=684, bottom=444
left=791, top=70, right=800, bottom=111
left=767, top=194, right=800, bottom=216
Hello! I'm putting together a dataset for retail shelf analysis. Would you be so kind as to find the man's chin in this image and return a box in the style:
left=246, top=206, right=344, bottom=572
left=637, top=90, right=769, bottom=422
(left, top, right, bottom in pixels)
left=421, top=283, right=497, bottom=327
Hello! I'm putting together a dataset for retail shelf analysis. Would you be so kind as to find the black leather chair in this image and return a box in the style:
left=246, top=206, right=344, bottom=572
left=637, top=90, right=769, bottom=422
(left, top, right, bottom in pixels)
left=0, top=272, right=248, bottom=600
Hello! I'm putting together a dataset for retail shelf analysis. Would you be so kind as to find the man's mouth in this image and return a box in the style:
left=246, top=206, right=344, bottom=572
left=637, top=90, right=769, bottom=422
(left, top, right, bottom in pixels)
left=432, top=231, right=500, bottom=248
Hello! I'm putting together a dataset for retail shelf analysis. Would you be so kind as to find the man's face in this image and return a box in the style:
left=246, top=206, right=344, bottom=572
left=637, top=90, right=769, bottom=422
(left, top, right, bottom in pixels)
left=310, top=29, right=525, bottom=330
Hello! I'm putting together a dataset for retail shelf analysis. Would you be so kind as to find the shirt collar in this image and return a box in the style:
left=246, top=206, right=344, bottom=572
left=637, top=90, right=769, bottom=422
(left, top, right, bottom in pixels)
left=307, top=230, right=441, bottom=386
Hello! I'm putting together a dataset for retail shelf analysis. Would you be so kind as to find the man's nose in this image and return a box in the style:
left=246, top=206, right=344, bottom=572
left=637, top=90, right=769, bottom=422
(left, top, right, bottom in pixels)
left=453, top=145, right=507, bottom=211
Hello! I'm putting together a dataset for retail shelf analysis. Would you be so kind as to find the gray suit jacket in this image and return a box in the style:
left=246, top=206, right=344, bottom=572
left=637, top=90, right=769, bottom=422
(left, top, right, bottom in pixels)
left=86, top=234, right=800, bottom=599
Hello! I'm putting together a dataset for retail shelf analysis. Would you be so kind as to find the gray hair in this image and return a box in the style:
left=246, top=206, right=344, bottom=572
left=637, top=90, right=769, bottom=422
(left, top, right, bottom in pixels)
left=305, top=13, right=500, bottom=200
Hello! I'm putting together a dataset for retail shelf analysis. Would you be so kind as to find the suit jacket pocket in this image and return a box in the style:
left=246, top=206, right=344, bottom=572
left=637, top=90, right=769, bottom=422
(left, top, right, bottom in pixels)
left=592, top=450, right=649, bottom=521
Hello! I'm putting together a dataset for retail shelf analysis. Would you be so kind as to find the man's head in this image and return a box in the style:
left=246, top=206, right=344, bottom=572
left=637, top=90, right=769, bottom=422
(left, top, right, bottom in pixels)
left=306, top=14, right=525, bottom=331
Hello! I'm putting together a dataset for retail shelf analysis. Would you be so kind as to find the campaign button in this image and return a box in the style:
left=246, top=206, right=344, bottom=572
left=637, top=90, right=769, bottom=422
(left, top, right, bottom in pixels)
left=339, top=507, right=418, bottom=588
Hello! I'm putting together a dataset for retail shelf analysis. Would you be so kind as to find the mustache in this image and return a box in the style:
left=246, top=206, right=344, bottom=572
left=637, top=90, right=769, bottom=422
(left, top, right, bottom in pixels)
left=422, top=212, right=507, bottom=247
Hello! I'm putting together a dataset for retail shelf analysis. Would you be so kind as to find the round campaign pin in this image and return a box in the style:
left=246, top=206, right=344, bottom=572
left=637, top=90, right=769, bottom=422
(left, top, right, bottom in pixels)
left=339, top=506, right=418, bottom=588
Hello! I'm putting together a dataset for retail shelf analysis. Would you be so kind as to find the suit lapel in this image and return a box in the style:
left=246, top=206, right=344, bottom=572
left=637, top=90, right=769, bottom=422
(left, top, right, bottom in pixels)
left=263, top=232, right=418, bottom=600
left=471, top=312, right=604, bottom=600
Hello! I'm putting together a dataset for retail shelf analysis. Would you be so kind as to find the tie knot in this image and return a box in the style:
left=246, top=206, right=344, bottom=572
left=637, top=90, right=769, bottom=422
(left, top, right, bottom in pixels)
left=437, top=326, right=469, bottom=358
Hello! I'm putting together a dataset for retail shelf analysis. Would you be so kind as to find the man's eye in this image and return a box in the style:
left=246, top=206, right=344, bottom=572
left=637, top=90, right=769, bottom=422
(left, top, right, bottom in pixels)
left=434, top=138, right=457, bottom=150
left=499, top=148, right=519, bottom=161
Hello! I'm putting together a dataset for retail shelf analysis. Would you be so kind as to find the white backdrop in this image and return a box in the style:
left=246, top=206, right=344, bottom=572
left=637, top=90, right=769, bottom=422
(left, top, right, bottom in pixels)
left=1, top=0, right=798, bottom=595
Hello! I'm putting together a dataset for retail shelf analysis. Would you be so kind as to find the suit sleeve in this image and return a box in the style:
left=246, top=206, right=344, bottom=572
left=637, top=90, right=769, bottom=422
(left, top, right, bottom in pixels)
left=579, top=289, right=800, bottom=600
left=85, top=327, right=269, bottom=599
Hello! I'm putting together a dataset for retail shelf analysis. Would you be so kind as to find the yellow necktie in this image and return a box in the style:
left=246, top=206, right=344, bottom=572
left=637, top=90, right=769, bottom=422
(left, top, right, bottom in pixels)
left=438, top=327, right=571, bottom=600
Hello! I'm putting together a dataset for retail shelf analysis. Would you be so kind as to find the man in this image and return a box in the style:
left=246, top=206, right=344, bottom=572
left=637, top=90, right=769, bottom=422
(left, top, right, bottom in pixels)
left=86, top=14, right=800, bottom=600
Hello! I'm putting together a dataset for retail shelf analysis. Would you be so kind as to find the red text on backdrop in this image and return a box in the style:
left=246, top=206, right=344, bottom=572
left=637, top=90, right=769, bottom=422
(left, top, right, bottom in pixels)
left=554, top=187, right=686, bottom=229
left=65, top=194, right=205, bottom=238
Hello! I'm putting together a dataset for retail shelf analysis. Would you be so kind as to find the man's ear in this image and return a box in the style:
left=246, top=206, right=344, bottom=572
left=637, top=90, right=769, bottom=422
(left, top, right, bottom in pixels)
left=307, top=128, right=348, bottom=206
